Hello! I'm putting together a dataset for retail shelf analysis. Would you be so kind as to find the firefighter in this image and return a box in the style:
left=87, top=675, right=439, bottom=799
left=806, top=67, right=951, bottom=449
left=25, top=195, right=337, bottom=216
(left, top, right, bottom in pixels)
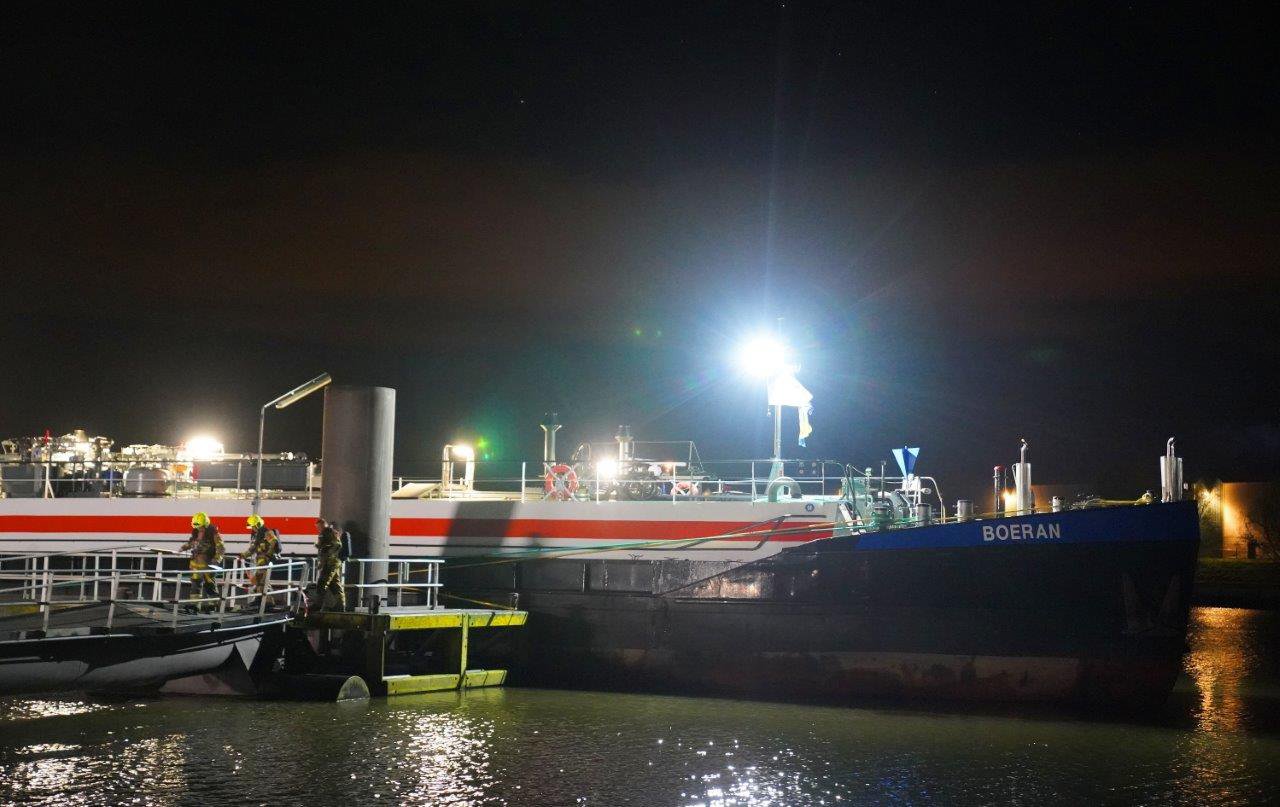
left=181, top=512, right=225, bottom=609
left=239, top=513, right=280, bottom=608
left=314, top=518, right=345, bottom=611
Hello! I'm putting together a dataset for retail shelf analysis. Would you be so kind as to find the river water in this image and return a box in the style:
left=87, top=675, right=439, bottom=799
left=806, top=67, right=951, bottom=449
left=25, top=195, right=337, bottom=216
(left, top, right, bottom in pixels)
left=2, top=607, right=1278, bottom=806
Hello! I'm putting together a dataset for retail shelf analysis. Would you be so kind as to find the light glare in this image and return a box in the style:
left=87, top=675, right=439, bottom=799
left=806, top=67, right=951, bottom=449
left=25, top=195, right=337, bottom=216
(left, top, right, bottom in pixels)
left=738, top=336, right=789, bottom=377
left=183, top=435, right=224, bottom=460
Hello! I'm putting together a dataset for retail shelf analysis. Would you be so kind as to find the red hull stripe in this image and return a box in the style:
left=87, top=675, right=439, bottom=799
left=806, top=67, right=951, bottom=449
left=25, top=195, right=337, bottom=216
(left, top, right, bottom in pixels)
left=390, top=517, right=823, bottom=542
left=0, top=515, right=825, bottom=543
left=0, top=515, right=317, bottom=535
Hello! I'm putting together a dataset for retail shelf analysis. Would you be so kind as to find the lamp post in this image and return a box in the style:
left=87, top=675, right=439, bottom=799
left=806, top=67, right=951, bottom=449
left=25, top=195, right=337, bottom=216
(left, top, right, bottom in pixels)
left=737, top=335, right=788, bottom=480
left=770, top=398, right=783, bottom=480
left=252, top=372, right=333, bottom=516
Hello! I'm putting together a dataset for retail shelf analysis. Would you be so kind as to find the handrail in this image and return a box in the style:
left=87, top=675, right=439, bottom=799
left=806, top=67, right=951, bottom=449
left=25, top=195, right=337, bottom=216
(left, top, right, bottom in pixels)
left=0, top=544, right=176, bottom=563
left=4, top=456, right=855, bottom=502
left=0, top=551, right=310, bottom=632
left=345, top=557, right=442, bottom=609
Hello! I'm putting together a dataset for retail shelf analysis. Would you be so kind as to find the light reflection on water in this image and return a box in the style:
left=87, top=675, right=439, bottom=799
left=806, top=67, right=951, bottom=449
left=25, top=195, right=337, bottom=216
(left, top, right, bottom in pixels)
left=2, top=607, right=1279, bottom=806
left=3, top=697, right=127, bottom=721
left=1184, top=606, right=1263, bottom=734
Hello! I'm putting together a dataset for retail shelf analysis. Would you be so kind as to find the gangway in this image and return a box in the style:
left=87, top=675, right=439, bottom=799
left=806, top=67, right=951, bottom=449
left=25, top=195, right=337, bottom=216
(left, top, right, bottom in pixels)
left=285, top=558, right=527, bottom=697
left=0, top=547, right=308, bottom=695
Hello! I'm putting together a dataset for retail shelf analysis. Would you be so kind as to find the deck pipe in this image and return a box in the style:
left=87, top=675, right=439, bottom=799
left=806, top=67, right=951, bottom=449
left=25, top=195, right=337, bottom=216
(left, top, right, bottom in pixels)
left=320, top=386, right=395, bottom=605
left=1160, top=438, right=1183, bottom=502
left=540, top=413, right=561, bottom=463
left=1012, top=439, right=1033, bottom=514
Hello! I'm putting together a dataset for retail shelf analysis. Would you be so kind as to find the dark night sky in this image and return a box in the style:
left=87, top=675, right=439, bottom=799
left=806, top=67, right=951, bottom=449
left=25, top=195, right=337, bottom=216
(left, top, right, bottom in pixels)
left=2, top=2, right=1277, bottom=499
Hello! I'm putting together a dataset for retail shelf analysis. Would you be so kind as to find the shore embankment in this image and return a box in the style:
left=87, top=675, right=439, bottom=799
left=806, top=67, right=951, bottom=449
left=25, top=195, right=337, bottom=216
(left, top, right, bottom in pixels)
left=1194, top=558, right=1280, bottom=609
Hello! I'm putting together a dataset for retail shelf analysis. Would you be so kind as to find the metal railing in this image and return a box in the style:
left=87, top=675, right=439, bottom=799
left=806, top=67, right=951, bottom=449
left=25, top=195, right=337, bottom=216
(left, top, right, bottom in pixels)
left=0, top=548, right=309, bottom=633
left=391, top=458, right=855, bottom=503
left=2, top=457, right=861, bottom=504
left=344, top=557, right=443, bottom=609
left=0, top=459, right=315, bottom=500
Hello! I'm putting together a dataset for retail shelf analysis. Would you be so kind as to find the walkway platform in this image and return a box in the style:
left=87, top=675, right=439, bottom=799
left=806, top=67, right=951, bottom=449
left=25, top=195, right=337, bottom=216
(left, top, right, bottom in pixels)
left=299, top=607, right=527, bottom=632
left=292, top=606, right=527, bottom=696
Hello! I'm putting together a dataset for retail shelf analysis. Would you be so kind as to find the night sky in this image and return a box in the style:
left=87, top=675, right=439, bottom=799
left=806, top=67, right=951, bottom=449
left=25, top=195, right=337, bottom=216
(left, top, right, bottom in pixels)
left=2, top=3, right=1276, bottom=500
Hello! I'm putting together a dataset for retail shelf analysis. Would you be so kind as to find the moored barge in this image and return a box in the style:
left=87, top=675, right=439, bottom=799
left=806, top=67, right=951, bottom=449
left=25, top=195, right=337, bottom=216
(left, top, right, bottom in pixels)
left=1, top=424, right=1200, bottom=706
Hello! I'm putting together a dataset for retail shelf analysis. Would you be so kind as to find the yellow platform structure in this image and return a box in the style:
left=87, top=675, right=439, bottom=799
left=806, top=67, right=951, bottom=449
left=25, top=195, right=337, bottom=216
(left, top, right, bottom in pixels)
left=297, top=607, right=527, bottom=696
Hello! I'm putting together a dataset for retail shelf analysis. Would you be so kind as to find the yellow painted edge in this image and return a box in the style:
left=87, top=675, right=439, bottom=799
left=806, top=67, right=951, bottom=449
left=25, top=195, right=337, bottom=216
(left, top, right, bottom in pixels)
left=384, top=673, right=460, bottom=695
left=466, top=611, right=528, bottom=628
left=462, top=669, right=508, bottom=688
left=298, top=609, right=526, bottom=632
left=386, top=613, right=465, bottom=630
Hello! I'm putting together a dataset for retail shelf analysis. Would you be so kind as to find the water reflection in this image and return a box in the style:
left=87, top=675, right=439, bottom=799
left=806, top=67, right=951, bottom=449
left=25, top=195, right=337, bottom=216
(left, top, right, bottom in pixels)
left=0, top=733, right=186, bottom=807
left=390, top=708, right=498, bottom=804
left=3, top=697, right=124, bottom=721
left=2, top=608, right=1280, bottom=806
left=1160, top=607, right=1277, bottom=806
left=1184, top=607, right=1258, bottom=734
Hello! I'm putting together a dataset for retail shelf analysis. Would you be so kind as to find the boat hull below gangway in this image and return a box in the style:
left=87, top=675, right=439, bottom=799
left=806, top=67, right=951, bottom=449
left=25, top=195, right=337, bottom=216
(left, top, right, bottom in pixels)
left=0, top=606, right=289, bottom=695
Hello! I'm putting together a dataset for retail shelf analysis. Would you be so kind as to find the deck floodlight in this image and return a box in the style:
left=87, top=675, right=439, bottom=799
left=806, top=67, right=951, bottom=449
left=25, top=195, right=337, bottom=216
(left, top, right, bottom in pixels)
left=596, top=458, right=619, bottom=481
left=183, top=435, right=224, bottom=460
left=442, top=443, right=476, bottom=491
left=253, top=372, right=332, bottom=515
left=738, top=336, right=788, bottom=378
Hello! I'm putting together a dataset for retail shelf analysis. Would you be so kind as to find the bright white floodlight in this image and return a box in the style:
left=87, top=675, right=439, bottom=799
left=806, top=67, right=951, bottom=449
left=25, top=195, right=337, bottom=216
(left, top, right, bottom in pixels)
left=451, top=444, right=475, bottom=461
left=738, top=336, right=789, bottom=377
left=183, top=435, right=224, bottom=460
left=596, top=458, right=619, bottom=480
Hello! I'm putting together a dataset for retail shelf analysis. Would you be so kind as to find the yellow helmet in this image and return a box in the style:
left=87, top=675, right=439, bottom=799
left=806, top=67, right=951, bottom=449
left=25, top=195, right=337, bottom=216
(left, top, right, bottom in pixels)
left=191, top=512, right=210, bottom=528
left=246, top=514, right=265, bottom=530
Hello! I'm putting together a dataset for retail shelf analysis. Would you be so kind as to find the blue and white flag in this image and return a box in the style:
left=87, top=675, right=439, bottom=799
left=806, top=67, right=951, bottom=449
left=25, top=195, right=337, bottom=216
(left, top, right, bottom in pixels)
left=768, top=367, right=814, bottom=446
left=892, top=446, right=920, bottom=477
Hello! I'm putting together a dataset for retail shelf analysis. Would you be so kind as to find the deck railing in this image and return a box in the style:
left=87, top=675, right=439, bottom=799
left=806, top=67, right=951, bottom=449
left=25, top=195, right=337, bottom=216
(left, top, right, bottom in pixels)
left=1, top=458, right=857, bottom=503
left=390, top=458, right=859, bottom=503
left=0, top=548, right=309, bottom=632
left=345, top=557, right=443, bottom=609
left=0, top=459, right=314, bottom=500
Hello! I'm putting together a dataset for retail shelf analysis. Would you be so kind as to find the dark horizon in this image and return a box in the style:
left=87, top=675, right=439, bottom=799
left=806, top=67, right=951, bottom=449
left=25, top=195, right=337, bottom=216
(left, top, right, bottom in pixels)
left=3, top=3, right=1276, bottom=502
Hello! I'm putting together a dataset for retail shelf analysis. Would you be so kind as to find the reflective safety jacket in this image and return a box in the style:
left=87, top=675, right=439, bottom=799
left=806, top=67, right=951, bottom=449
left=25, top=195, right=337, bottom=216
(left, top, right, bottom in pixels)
left=242, top=526, right=280, bottom=563
left=183, top=525, right=225, bottom=564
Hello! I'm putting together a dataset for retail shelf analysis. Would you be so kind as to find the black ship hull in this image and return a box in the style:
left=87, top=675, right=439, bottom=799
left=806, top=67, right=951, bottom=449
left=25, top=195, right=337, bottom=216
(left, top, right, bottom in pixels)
left=449, top=502, right=1201, bottom=706
left=0, top=608, right=289, bottom=695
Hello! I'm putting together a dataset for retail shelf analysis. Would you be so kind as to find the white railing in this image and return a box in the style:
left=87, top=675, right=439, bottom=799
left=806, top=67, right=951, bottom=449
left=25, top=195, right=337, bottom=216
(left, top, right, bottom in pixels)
left=343, top=557, right=443, bottom=609
left=391, top=458, right=854, bottom=504
left=0, top=459, right=315, bottom=501
left=3, top=457, right=858, bottom=504
left=0, top=548, right=309, bottom=633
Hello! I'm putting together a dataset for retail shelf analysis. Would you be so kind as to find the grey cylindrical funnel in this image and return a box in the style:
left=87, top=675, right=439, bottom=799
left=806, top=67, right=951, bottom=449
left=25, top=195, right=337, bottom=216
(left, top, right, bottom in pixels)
left=320, top=386, right=395, bottom=604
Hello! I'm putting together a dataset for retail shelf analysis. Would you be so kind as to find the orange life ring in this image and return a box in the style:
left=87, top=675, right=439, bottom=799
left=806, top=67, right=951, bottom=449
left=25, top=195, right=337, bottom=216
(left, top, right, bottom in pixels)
left=543, top=464, right=579, bottom=500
